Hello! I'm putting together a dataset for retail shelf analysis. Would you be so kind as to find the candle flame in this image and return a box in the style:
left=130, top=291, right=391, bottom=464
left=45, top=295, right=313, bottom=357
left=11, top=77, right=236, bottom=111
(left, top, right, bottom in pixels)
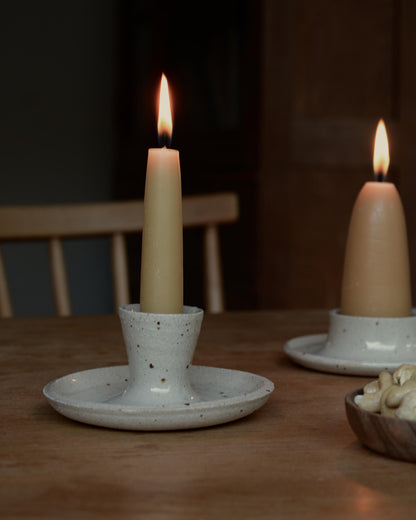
left=157, top=74, right=172, bottom=146
left=373, top=119, right=390, bottom=179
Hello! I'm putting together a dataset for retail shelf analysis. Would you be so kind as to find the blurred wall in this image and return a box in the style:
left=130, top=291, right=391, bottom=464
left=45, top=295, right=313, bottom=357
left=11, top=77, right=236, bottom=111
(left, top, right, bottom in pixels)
left=0, top=1, right=115, bottom=315
left=4, top=1, right=405, bottom=315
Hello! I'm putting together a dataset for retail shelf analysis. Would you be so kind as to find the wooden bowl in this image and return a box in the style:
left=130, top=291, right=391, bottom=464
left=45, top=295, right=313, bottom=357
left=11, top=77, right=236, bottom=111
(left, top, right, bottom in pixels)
left=345, top=389, right=416, bottom=463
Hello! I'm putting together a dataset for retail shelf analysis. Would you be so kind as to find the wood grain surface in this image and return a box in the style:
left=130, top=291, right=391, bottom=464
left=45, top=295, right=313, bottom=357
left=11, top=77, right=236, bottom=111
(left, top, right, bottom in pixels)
left=1, top=310, right=415, bottom=519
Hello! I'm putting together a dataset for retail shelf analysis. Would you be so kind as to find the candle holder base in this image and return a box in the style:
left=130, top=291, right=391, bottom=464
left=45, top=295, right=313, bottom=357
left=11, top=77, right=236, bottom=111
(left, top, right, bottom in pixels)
left=284, top=309, right=416, bottom=376
left=43, top=303, right=275, bottom=430
left=43, top=365, right=274, bottom=430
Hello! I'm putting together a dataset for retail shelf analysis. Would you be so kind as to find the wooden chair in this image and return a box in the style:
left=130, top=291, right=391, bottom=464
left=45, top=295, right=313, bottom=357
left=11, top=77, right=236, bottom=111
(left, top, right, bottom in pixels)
left=0, top=192, right=239, bottom=317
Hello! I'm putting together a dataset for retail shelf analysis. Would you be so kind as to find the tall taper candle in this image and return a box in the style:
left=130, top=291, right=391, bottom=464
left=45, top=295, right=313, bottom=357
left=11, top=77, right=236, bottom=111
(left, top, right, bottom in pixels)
left=140, top=75, right=183, bottom=313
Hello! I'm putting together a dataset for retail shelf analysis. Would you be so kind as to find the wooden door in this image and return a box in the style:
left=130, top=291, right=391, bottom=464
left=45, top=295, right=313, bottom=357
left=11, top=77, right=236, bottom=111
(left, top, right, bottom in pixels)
left=258, top=0, right=416, bottom=310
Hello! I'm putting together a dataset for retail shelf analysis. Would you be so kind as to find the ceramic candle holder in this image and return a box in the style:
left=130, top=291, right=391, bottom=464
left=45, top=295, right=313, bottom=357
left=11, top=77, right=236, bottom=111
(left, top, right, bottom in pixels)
left=321, top=309, right=416, bottom=362
left=109, top=304, right=204, bottom=406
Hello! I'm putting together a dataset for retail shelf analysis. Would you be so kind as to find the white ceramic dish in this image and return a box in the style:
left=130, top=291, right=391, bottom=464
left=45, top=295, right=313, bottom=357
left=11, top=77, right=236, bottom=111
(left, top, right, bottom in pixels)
left=283, top=334, right=408, bottom=376
left=43, top=365, right=274, bottom=430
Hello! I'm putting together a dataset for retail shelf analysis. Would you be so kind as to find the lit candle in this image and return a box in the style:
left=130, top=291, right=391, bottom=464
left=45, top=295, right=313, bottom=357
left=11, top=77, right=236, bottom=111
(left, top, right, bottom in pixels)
left=140, top=74, right=183, bottom=314
left=340, top=119, right=412, bottom=317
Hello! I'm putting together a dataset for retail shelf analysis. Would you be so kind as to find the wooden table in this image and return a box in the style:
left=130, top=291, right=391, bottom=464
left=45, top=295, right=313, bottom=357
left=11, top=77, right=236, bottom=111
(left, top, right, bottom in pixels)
left=1, top=310, right=415, bottom=519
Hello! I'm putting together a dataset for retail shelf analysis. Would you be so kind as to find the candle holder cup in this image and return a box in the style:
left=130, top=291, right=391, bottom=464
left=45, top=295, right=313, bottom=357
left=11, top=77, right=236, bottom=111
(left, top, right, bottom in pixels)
left=322, top=309, right=416, bottom=363
left=109, top=304, right=204, bottom=406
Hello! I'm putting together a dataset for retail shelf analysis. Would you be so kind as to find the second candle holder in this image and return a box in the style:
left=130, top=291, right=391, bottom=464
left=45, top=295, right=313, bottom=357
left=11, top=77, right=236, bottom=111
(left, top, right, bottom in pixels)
left=110, top=304, right=204, bottom=406
left=284, top=308, right=416, bottom=376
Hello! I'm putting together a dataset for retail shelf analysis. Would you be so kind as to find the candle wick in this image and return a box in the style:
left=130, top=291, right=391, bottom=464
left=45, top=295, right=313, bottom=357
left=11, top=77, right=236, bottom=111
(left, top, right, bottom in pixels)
left=374, top=172, right=384, bottom=182
left=158, top=130, right=172, bottom=148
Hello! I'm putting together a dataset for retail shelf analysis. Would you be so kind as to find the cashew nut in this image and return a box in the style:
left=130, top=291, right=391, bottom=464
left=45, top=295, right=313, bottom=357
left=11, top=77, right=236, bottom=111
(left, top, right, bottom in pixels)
left=354, top=371, right=393, bottom=412
left=395, top=389, right=416, bottom=421
left=393, top=364, right=416, bottom=386
left=380, top=379, right=416, bottom=417
left=354, top=364, right=416, bottom=419
left=362, top=379, right=380, bottom=394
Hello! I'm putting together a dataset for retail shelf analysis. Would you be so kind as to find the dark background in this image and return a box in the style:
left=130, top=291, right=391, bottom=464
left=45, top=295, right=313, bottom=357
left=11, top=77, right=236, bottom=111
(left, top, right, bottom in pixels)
left=2, top=0, right=415, bottom=315
left=113, top=0, right=260, bottom=311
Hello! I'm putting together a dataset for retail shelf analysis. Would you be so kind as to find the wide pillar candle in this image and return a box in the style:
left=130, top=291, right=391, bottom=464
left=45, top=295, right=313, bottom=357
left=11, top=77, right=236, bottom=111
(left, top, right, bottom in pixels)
left=140, top=147, right=183, bottom=314
left=340, top=181, right=411, bottom=317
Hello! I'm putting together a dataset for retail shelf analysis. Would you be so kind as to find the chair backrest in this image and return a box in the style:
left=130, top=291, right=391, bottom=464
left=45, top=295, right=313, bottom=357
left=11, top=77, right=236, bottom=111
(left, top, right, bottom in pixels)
left=0, top=192, right=239, bottom=317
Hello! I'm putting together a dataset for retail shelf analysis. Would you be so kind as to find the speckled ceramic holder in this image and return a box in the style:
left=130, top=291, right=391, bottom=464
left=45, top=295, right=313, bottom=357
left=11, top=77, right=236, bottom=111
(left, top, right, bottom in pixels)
left=110, top=304, right=204, bottom=406
left=321, top=308, right=416, bottom=362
